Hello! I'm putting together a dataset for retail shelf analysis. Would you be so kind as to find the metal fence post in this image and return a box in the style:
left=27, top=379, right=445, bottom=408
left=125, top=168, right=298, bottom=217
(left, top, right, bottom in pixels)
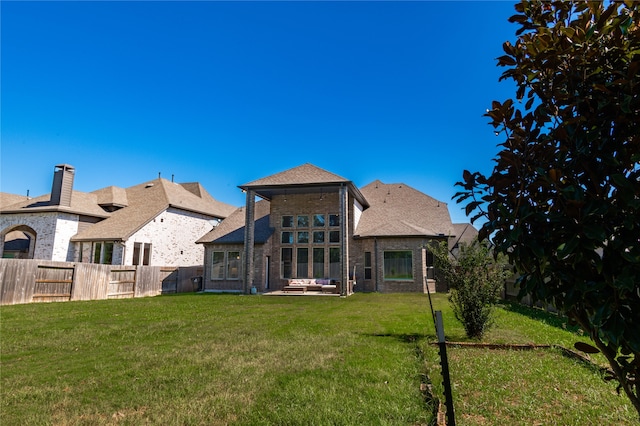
left=435, top=310, right=455, bottom=426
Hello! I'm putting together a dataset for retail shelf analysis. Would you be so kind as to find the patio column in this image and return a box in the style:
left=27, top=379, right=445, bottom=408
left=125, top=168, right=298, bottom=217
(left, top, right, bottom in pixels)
left=339, top=184, right=349, bottom=296
left=243, top=190, right=255, bottom=294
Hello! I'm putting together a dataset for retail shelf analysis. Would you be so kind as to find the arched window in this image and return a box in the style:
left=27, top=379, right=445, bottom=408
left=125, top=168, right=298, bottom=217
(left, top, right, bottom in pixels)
left=1, top=225, right=37, bottom=259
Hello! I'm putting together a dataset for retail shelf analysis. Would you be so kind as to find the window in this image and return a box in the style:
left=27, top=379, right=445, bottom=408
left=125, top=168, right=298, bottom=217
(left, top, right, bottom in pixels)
left=364, top=252, right=372, bottom=280
left=282, top=216, right=293, bottom=228
left=281, top=231, right=293, bottom=244
left=383, top=251, right=413, bottom=280
left=426, top=250, right=435, bottom=279
left=227, top=251, right=241, bottom=280
left=280, top=212, right=340, bottom=279
left=142, top=243, right=152, bottom=265
left=297, top=215, right=309, bottom=228
left=329, top=247, right=340, bottom=279
left=297, top=248, right=309, bottom=278
left=133, top=243, right=151, bottom=265
left=313, top=248, right=324, bottom=278
left=103, top=242, right=113, bottom=264
left=77, top=242, right=84, bottom=262
left=92, top=242, right=114, bottom=264
left=282, top=248, right=293, bottom=278
left=93, top=242, right=102, bottom=264
left=133, top=243, right=141, bottom=265
left=211, top=251, right=225, bottom=279
left=210, top=251, right=240, bottom=280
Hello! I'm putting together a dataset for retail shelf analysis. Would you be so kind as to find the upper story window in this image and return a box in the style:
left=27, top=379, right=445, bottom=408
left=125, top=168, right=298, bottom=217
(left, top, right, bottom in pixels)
left=297, top=231, right=309, bottom=243
left=282, top=215, right=294, bottom=228
left=297, top=215, right=309, bottom=228
left=329, top=214, right=340, bottom=227
left=313, top=214, right=325, bottom=227
left=281, top=231, right=293, bottom=244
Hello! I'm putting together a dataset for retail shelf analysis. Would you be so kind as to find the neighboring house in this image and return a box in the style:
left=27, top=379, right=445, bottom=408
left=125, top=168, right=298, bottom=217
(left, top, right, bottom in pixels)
left=0, top=164, right=236, bottom=266
left=448, top=222, right=479, bottom=259
left=0, top=193, right=31, bottom=259
left=198, top=163, right=469, bottom=294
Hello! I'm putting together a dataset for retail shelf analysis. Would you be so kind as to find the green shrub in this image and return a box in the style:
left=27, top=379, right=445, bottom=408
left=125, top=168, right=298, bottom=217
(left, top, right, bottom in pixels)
left=433, top=240, right=511, bottom=339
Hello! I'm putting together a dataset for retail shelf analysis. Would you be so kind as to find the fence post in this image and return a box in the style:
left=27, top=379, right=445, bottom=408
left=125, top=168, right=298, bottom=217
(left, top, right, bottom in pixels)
left=435, top=310, right=455, bottom=426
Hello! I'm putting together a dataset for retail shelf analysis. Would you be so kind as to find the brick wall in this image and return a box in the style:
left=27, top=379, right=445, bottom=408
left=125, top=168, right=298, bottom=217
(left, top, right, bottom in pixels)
left=268, top=191, right=347, bottom=290
left=352, top=237, right=444, bottom=293
left=203, top=242, right=271, bottom=292
left=200, top=189, right=449, bottom=294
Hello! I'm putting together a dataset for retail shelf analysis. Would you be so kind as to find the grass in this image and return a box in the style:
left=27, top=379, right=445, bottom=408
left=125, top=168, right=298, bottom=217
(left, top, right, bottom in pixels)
left=1, top=293, right=637, bottom=425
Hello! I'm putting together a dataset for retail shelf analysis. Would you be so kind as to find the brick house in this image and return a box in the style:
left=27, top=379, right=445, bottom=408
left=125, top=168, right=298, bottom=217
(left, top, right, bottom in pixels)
left=0, top=164, right=235, bottom=266
left=198, top=164, right=472, bottom=294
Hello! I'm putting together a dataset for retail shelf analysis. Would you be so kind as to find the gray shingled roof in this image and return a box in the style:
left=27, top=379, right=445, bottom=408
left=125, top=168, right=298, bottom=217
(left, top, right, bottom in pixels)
left=449, top=223, right=479, bottom=250
left=71, top=178, right=236, bottom=241
left=239, top=163, right=369, bottom=207
left=241, top=163, right=350, bottom=187
left=355, top=180, right=454, bottom=238
left=197, top=199, right=273, bottom=244
left=0, top=191, right=111, bottom=218
left=0, top=193, right=30, bottom=209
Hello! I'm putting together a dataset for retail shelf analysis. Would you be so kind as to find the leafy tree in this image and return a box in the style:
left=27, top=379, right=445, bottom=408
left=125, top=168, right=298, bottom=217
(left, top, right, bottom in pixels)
left=455, top=0, right=640, bottom=416
left=433, top=240, right=511, bottom=339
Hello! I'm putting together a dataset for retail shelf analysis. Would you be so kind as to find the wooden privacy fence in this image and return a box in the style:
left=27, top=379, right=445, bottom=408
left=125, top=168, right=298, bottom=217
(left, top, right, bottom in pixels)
left=503, top=276, right=557, bottom=313
left=0, top=259, right=203, bottom=306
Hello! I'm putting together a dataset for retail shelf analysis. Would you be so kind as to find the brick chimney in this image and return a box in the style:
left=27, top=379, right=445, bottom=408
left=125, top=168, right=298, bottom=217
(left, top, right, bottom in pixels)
left=50, top=164, right=75, bottom=207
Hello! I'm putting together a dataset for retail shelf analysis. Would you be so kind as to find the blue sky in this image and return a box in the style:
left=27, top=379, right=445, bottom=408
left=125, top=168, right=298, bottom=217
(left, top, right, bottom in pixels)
left=1, top=1, right=518, bottom=224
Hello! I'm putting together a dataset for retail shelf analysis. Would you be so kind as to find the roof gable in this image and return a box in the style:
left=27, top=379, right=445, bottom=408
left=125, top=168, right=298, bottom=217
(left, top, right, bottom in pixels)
left=238, top=163, right=369, bottom=208
left=240, top=163, right=350, bottom=188
left=449, top=223, right=479, bottom=250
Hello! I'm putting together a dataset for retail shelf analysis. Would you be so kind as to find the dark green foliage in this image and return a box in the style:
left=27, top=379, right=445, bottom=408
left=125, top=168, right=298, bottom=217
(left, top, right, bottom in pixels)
left=454, top=0, right=640, bottom=416
left=433, top=241, right=511, bottom=339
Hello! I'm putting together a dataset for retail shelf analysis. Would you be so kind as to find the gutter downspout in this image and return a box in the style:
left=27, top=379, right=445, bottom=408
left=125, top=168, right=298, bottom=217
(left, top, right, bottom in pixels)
left=374, top=237, right=379, bottom=292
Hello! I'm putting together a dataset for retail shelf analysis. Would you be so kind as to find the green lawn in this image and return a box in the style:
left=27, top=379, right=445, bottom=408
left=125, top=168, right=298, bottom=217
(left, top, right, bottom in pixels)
left=1, top=293, right=636, bottom=425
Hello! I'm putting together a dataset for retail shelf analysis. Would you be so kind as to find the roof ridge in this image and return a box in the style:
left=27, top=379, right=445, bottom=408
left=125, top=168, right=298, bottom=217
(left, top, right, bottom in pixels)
left=240, top=163, right=351, bottom=187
